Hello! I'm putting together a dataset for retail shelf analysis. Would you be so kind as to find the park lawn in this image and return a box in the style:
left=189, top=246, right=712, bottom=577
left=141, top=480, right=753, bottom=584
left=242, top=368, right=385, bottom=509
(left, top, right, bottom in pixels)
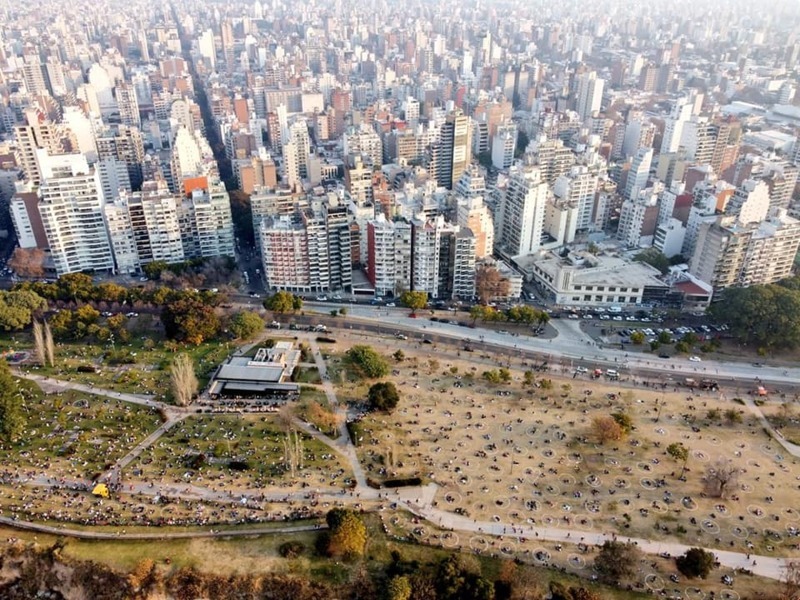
left=0, top=386, right=163, bottom=480
left=294, top=367, right=322, bottom=384
left=295, top=388, right=340, bottom=439
left=20, top=337, right=234, bottom=400
left=124, top=414, right=352, bottom=489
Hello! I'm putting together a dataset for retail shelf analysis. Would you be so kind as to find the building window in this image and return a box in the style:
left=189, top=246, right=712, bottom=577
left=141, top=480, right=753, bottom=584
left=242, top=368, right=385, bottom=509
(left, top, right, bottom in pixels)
left=609, top=286, right=616, bottom=292
left=584, top=295, right=591, bottom=301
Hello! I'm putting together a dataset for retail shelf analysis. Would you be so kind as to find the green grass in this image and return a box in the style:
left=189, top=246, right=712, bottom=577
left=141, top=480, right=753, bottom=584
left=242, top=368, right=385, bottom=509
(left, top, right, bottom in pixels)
left=125, top=414, right=351, bottom=487
left=0, top=384, right=163, bottom=480
left=294, top=367, right=322, bottom=384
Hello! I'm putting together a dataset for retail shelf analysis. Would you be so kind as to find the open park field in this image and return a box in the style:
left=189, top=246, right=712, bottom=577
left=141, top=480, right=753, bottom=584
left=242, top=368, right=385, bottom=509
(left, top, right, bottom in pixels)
left=325, top=330, right=800, bottom=560
left=2, top=318, right=798, bottom=599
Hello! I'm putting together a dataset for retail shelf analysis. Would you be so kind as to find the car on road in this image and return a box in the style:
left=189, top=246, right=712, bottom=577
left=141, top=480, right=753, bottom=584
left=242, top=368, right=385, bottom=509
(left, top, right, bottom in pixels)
left=689, top=355, right=702, bottom=362
left=395, top=333, right=408, bottom=340
left=268, top=321, right=281, bottom=329
left=574, top=367, right=588, bottom=374
left=385, top=302, right=396, bottom=307
left=316, top=295, right=328, bottom=301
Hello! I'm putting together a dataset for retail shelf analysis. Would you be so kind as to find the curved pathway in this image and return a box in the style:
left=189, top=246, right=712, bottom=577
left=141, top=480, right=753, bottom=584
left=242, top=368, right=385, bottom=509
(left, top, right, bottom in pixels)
left=0, top=515, right=324, bottom=540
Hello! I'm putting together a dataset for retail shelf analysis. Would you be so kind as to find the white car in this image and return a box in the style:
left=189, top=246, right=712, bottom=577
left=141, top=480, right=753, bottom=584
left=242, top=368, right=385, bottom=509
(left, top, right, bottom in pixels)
left=689, top=356, right=702, bottom=362
left=386, top=302, right=396, bottom=307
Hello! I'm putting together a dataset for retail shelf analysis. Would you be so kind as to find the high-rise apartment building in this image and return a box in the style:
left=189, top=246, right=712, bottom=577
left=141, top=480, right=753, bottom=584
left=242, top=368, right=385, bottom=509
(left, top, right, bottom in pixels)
left=178, top=178, right=235, bottom=259
left=624, top=147, right=653, bottom=201
left=497, top=165, right=549, bottom=257
left=103, top=181, right=185, bottom=274
left=690, top=210, right=800, bottom=291
left=366, top=215, right=412, bottom=297
left=259, top=215, right=311, bottom=292
left=575, top=71, right=604, bottom=120
left=491, top=121, right=517, bottom=170
left=37, top=154, right=114, bottom=276
left=553, top=166, right=599, bottom=231
left=434, top=110, right=472, bottom=189
left=456, top=193, right=494, bottom=259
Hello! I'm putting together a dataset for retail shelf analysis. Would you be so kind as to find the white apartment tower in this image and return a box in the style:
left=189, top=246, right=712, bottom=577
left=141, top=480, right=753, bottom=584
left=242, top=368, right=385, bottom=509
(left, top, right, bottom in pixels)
left=178, top=179, right=235, bottom=259
left=37, top=154, right=114, bottom=275
left=624, top=147, right=653, bottom=201
left=491, top=121, right=517, bottom=170
left=498, top=165, right=549, bottom=257
left=553, top=166, right=599, bottom=231
left=575, top=71, right=604, bottom=120
left=103, top=181, right=185, bottom=274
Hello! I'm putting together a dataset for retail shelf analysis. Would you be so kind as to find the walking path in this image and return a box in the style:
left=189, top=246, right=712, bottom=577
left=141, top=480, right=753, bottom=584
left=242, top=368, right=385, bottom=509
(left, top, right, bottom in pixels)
left=741, top=395, right=800, bottom=458
left=0, top=515, right=324, bottom=540
left=12, top=370, right=168, bottom=411
left=5, top=343, right=797, bottom=584
left=98, top=414, right=190, bottom=484
left=308, top=339, right=367, bottom=487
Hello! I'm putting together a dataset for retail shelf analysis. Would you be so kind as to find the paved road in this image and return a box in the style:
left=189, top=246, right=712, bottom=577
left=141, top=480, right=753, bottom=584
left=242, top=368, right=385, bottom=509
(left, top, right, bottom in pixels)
left=301, top=303, right=800, bottom=390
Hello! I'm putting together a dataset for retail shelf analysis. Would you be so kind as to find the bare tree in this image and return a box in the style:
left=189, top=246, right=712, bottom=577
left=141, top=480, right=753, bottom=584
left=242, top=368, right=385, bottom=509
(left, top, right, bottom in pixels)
left=781, top=561, right=800, bottom=600
left=32, top=320, right=46, bottom=366
left=44, top=321, right=55, bottom=367
left=704, top=458, right=741, bottom=498
left=283, top=429, right=304, bottom=477
left=169, top=353, right=198, bottom=406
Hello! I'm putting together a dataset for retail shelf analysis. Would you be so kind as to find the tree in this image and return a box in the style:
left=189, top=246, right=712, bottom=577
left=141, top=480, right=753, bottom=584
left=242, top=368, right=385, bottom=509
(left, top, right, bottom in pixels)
left=32, top=320, right=46, bottom=366
left=142, top=260, right=169, bottom=280
left=263, top=291, right=301, bottom=314
left=723, top=408, right=743, bottom=424
left=399, top=290, right=428, bottom=315
left=611, top=412, right=634, bottom=434
left=674, top=340, right=690, bottom=354
left=393, top=349, right=405, bottom=362
left=44, top=321, right=55, bottom=367
left=676, top=548, right=716, bottom=579
left=781, top=561, right=800, bottom=600
left=593, top=540, right=642, bottom=583
left=591, top=415, right=623, bottom=444
left=0, top=290, right=47, bottom=331
left=667, top=442, right=689, bottom=479
left=630, top=330, right=645, bottom=345
left=346, top=345, right=389, bottom=378
left=324, top=509, right=367, bottom=560
left=367, top=381, right=400, bottom=412
left=7, top=247, right=46, bottom=279
left=633, top=248, right=670, bottom=275
left=709, top=284, right=800, bottom=349
left=475, top=264, right=509, bottom=304
left=162, top=296, right=220, bottom=345
left=386, top=575, right=412, bottom=600
left=704, top=458, right=741, bottom=498
left=658, top=330, right=673, bottom=344
left=170, top=354, right=199, bottom=407
left=436, top=555, right=494, bottom=600
left=228, top=311, right=264, bottom=339
left=549, top=582, right=601, bottom=600
left=0, top=360, right=25, bottom=442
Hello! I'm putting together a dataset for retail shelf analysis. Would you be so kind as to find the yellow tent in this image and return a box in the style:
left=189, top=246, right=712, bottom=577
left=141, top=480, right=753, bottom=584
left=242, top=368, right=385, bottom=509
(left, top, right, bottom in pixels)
left=92, top=483, right=109, bottom=498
